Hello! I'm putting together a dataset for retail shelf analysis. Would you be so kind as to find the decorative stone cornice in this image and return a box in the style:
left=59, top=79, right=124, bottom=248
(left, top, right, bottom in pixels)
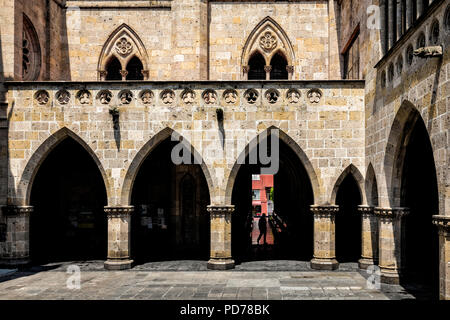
left=374, top=207, right=409, bottom=220
left=310, top=205, right=339, bottom=217
left=432, top=215, right=450, bottom=232
left=2, top=206, right=34, bottom=216
left=357, top=205, right=375, bottom=217
left=104, top=206, right=134, bottom=217
left=207, top=205, right=235, bottom=215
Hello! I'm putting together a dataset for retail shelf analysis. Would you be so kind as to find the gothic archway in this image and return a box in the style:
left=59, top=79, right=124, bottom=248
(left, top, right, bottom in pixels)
left=229, top=128, right=315, bottom=262
left=29, top=137, right=108, bottom=263
left=22, top=14, right=41, bottom=81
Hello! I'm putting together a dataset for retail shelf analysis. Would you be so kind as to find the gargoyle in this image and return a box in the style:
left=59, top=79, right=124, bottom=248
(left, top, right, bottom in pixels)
left=414, top=46, right=443, bottom=58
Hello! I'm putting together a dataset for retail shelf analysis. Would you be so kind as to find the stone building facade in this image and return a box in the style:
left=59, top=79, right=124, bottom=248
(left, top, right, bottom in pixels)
left=0, top=0, right=448, bottom=299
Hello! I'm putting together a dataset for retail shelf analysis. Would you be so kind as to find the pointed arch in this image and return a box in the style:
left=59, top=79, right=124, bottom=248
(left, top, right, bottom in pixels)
left=22, top=14, right=42, bottom=81
left=225, top=126, right=320, bottom=205
left=330, top=164, right=366, bottom=205
left=365, top=163, right=379, bottom=207
left=383, top=100, right=436, bottom=207
left=121, top=128, right=214, bottom=205
left=98, top=24, right=149, bottom=80
left=17, top=128, right=111, bottom=206
left=241, top=17, right=295, bottom=78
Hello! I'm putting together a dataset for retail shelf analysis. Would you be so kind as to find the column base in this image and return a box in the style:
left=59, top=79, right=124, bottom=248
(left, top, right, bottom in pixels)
left=380, top=268, right=401, bottom=284
left=207, top=258, right=235, bottom=270
left=104, top=259, right=133, bottom=270
left=358, top=258, right=376, bottom=270
left=0, top=258, right=30, bottom=268
left=310, top=258, right=339, bottom=270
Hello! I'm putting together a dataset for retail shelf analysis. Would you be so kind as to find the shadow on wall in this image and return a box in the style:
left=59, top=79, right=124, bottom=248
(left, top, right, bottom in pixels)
left=60, top=6, right=72, bottom=80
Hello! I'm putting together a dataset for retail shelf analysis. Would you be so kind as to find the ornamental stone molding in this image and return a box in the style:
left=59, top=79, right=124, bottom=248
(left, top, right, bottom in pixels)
left=2, top=206, right=34, bottom=216
left=244, top=88, right=258, bottom=104
left=286, top=88, right=301, bottom=104
left=119, top=90, right=133, bottom=104
left=115, top=37, right=133, bottom=57
left=260, top=31, right=277, bottom=52
left=307, top=88, right=322, bottom=104
left=160, top=89, right=175, bottom=105
left=76, top=90, right=91, bottom=105
left=34, top=90, right=49, bottom=105
left=207, top=205, right=235, bottom=216
left=357, top=205, right=375, bottom=217
left=265, top=88, right=279, bottom=104
left=104, top=206, right=134, bottom=217
left=140, top=90, right=154, bottom=105
left=22, top=14, right=41, bottom=81
left=374, top=207, right=409, bottom=222
left=181, top=88, right=196, bottom=104
left=56, top=90, right=70, bottom=105
left=202, top=89, right=217, bottom=105
left=97, top=90, right=113, bottom=105
left=432, top=215, right=450, bottom=232
left=310, top=205, right=339, bottom=217
left=223, top=89, right=238, bottom=104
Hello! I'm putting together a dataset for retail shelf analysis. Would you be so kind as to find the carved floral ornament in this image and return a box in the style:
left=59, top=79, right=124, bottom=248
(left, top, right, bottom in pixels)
left=140, top=90, right=154, bottom=105
left=97, top=90, right=113, bottom=105
left=56, top=90, right=70, bottom=105
left=286, top=88, right=301, bottom=104
left=115, top=37, right=133, bottom=56
left=202, top=90, right=217, bottom=105
left=160, top=89, right=175, bottom=105
left=265, top=89, right=279, bottom=104
left=77, top=90, right=91, bottom=105
left=181, top=89, right=196, bottom=105
left=119, top=90, right=133, bottom=105
left=307, top=88, right=322, bottom=104
left=223, top=89, right=238, bottom=104
left=35, top=90, right=49, bottom=105
left=259, top=31, right=277, bottom=53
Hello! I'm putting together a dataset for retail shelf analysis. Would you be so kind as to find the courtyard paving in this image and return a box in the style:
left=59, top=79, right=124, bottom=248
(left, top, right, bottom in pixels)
left=0, top=261, right=432, bottom=300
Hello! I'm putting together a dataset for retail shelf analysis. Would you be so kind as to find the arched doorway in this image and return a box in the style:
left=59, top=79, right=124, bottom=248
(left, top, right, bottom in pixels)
left=248, top=52, right=266, bottom=80
left=231, top=133, right=314, bottom=263
left=105, top=57, right=122, bottom=80
left=130, top=138, right=210, bottom=263
left=335, top=174, right=362, bottom=263
left=29, top=138, right=107, bottom=263
left=400, top=116, right=439, bottom=298
left=126, top=56, right=144, bottom=80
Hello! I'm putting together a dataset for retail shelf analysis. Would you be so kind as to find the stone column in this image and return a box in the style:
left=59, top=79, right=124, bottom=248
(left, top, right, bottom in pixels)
left=406, top=0, right=413, bottom=29
left=416, top=0, right=423, bottom=19
left=0, top=206, right=33, bottom=266
left=104, top=206, right=134, bottom=270
left=310, top=205, right=339, bottom=270
left=432, top=215, right=450, bottom=300
left=396, top=0, right=403, bottom=40
left=286, top=65, right=294, bottom=80
left=375, top=207, right=409, bottom=284
left=207, top=205, right=234, bottom=270
left=358, top=205, right=378, bottom=269
left=264, top=65, right=272, bottom=80
left=120, top=70, right=128, bottom=81
left=242, top=66, right=249, bottom=80
left=388, top=0, right=396, bottom=49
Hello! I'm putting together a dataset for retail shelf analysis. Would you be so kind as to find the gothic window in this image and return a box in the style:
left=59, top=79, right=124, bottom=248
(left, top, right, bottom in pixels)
left=242, top=17, right=295, bottom=80
left=126, top=56, right=144, bottom=80
left=429, top=20, right=439, bottom=45
left=417, top=32, right=426, bottom=48
left=248, top=52, right=266, bottom=80
left=22, top=15, right=41, bottom=81
left=105, top=57, right=122, bottom=80
left=98, top=24, right=149, bottom=81
left=343, top=31, right=360, bottom=80
left=270, top=52, right=288, bottom=80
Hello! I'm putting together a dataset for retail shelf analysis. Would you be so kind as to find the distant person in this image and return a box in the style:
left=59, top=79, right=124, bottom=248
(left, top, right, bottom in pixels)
left=257, top=213, right=267, bottom=245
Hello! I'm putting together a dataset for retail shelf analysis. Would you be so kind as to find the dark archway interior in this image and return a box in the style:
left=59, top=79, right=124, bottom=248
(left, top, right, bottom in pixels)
left=231, top=137, right=314, bottom=263
left=335, top=174, right=362, bottom=263
left=30, top=138, right=107, bottom=263
left=400, top=117, right=439, bottom=298
left=248, top=52, right=266, bottom=80
left=126, top=56, right=144, bottom=80
left=105, top=57, right=122, bottom=80
left=130, top=139, right=210, bottom=264
left=270, top=52, right=288, bottom=80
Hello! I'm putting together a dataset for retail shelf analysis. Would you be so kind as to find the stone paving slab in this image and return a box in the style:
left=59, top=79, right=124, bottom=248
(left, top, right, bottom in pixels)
left=0, top=260, right=432, bottom=300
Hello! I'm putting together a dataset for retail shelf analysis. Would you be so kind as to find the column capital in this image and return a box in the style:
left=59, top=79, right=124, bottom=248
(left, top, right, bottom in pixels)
left=242, top=65, right=249, bottom=73
left=207, top=205, right=235, bottom=214
left=374, top=207, right=409, bottom=220
left=2, top=205, right=34, bottom=216
left=286, top=65, right=294, bottom=73
left=264, top=65, right=272, bottom=73
left=104, top=206, right=134, bottom=217
left=141, top=69, right=149, bottom=80
left=310, top=205, right=339, bottom=217
left=432, top=215, right=450, bottom=233
left=357, top=205, right=375, bottom=216
left=99, top=70, right=107, bottom=80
